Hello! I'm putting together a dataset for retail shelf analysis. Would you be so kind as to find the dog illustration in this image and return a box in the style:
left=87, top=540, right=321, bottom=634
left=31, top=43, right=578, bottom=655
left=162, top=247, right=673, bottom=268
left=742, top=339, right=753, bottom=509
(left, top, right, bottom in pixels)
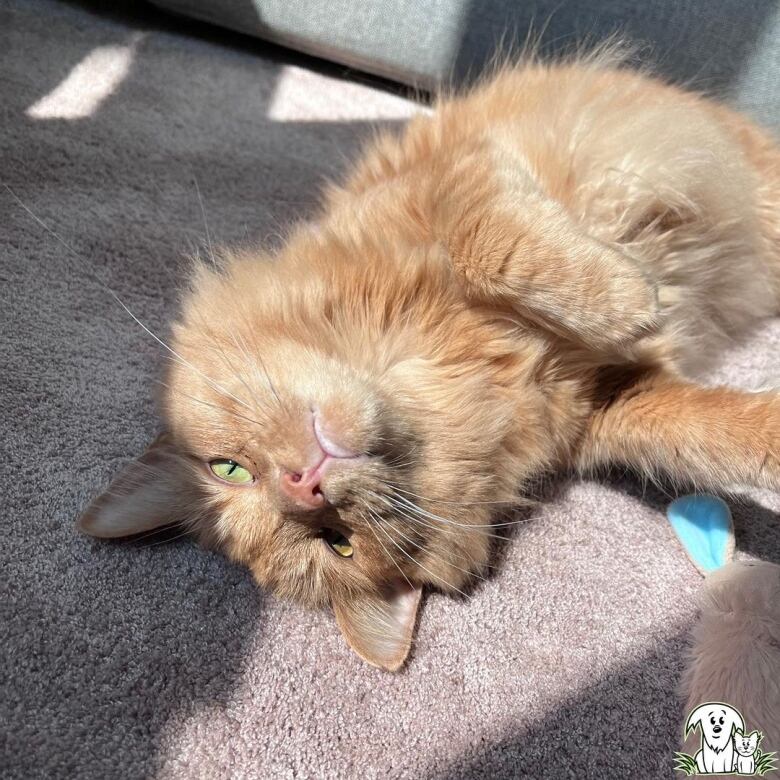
left=685, top=702, right=745, bottom=773
left=734, top=730, right=762, bottom=775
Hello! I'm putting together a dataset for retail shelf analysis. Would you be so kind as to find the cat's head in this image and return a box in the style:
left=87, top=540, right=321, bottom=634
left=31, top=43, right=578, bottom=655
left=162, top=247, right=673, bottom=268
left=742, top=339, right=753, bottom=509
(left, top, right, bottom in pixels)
left=79, top=224, right=561, bottom=669
left=734, top=730, right=761, bottom=756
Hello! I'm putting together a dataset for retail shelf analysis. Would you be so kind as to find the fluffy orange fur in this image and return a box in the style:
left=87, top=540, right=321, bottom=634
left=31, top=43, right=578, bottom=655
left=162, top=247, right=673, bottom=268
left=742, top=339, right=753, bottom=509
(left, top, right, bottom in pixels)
left=79, top=51, right=780, bottom=670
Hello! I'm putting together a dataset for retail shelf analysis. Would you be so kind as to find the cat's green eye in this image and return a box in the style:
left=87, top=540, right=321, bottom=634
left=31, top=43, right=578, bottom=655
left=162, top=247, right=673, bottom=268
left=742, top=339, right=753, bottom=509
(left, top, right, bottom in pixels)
left=322, top=527, right=353, bottom=558
left=209, top=459, right=254, bottom=484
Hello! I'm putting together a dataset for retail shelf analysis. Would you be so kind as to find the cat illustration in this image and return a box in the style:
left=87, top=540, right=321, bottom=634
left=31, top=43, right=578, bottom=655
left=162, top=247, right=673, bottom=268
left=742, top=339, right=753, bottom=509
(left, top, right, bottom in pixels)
left=734, top=730, right=762, bottom=775
left=78, top=45, right=780, bottom=669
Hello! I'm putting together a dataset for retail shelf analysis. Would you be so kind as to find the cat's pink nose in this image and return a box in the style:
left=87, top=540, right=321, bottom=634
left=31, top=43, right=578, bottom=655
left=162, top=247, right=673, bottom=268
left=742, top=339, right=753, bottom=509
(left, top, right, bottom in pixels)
left=280, top=466, right=326, bottom=510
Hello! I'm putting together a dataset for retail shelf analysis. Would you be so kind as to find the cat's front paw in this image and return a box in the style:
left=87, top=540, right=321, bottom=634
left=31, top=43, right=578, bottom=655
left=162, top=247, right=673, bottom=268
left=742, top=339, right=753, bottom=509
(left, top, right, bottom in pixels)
left=571, top=253, right=661, bottom=354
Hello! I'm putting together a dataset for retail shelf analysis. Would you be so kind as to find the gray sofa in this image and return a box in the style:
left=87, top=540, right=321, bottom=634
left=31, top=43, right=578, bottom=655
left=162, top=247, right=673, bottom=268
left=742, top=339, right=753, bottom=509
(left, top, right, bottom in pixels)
left=149, top=0, right=780, bottom=130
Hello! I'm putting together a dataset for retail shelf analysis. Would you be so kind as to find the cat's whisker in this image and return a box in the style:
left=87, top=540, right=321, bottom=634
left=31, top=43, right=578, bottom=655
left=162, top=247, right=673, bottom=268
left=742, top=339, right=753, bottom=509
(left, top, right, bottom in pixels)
left=3, top=183, right=256, bottom=414
left=359, top=504, right=415, bottom=590
left=384, top=458, right=419, bottom=471
left=383, top=447, right=404, bottom=460
left=394, top=492, right=531, bottom=529
left=368, top=490, right=461, bottom=537
left=155, top=380, right=266, bottom=428
left=386, top=482, right=516, bottom=507
left=386, top=491, right=531, bottom=530
left=82, top=519, right=187, bottom=547
left=374, top=493, right=512, bottom=542
left=193, top=175, right=220, bottom=272
left=365, top=506, right=471, bottom=598
left=255, top=350, right=285, bottom=411
left=365, top=490, right=505, bottom=567
left=166, top=296, right=274, bottom=423
left=224, top=331, right=280, bottom=420
left=139, top=527, right=195, bottom=547
left=231, top=314, right=287, bottom=414
left=384, top=444, right=421, bottom=470
left=200, top=328, right=278, bottom=421
left=108, top=293, right=253, bottom=413
left=159, top=341, right=256, bottom=412
left=379, top=512, right=489, bottom=581
left=124, top=522, right=183, bottom=542
left=170, top=269, right=275, bottom=423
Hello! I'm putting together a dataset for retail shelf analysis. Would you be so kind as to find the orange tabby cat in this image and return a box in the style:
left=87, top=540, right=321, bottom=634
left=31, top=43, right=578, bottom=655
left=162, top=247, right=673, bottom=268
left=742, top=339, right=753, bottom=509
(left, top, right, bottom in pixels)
left=79, top=50, right=780, bottom=670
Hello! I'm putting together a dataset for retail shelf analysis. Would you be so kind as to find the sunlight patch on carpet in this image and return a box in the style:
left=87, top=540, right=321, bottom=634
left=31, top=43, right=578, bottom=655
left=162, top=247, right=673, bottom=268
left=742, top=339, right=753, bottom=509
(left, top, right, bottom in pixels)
left=267, top=65, right=427, bottom=123
left=26, top=34, right=144, bottom=120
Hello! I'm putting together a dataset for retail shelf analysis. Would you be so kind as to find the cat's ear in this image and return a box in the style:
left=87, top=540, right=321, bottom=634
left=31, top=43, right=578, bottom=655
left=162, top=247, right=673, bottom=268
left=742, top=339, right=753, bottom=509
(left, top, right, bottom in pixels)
left=78, top=433, right=195, bottom=538
left=735, top=729, right=744, bottom=738
left=333, top=585, right=422, bottom=671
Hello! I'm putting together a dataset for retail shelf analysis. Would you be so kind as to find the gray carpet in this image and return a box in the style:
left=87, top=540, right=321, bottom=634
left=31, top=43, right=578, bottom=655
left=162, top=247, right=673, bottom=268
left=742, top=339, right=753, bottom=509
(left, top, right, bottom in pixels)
left=2, top=2, right=779, bottom=778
